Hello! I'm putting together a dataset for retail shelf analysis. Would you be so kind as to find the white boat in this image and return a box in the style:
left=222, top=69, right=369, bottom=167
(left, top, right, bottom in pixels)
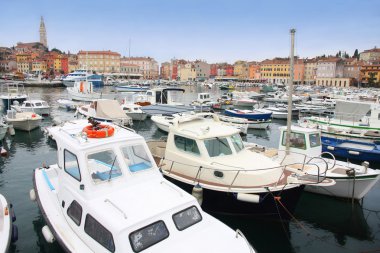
left=4, top=109, right=42, bottom=131
left=147, top=114, right=334, bottom=217
left=250, top=126, right=380, bottom=199
left=120, top=103, right=148, bottom=121
left=263, top=92, right=303, bottom=103
left=0, top=82, right=28, bottom=110
left=189, top=93, right=213, bottom=112
left=67, top=80, right=102, bottom=102
left=13, top=100, right=51, bottom=116
left=77, top=99, right=133, bottom=126
left=0, top=194, right=18, bottom=253
left=62, top=70, right=104, bottom=87
left=32, top=119, right=255, bottom=253
left=0, top=120, right=8, bottom=141
left=57, top=99, right=81, bottom=111
left=115, top=84, right=149, bottom=92
left=218, top=114, right=271, bottom=129
left=151, top=113, right=248, bottom=135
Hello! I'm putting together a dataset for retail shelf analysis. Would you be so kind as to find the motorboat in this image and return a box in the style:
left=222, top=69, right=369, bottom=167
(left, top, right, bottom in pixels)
left=0, top=82, right=28, bottom=110
left=115, top=84, right=149, bottom=92
left=12, top=100, right=51, bottom=116
left=4, top=109, right=42, bottom=131
left=147, top=114, right=334, bottom=217
left=62, top=70, right=104, bottom=88
left=32, top=119, right=255, bottom=253
left=224, top=109, right=272, bottom=121
left=263, top=92, right=303, bottom=103
left=120, top=103, right=148, bottom=121
left=76, top=99, right=133, bottom=126
left=218, top=114, right=271, bottom=129
left=0, top=194, right=18, bottom=253
left=249, top=126, right=380, bottom=199
left=263, top=105, right=299, bottom=120
left=189, top=93, right=213, bottom=112
left=151, top=113, right=248, bottom=135
left=57, top=99, right=81, bottom=111
left=67, top=80, right=103, bottom=102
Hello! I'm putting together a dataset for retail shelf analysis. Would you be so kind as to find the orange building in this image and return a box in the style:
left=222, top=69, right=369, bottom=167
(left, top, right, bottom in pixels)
left=248, top=62, right=260, bottom=80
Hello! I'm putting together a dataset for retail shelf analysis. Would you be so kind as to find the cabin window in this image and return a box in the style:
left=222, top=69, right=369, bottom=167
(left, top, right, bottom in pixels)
left=309, top=133, right=321, bottom=148
left=282, top=132, right=306, bottom=149
left=174, top=135, right=200, bottom=155
left=35, top=102, right=42, bottom=106
left=129, top=221, right=169, bottom=252
left=87, top=150, right=122, bottom=182
left=67, top=200, right=82, bottom=226
left=204, top=137, right=232, bottom=157
left=172, top=206, right=202, bottom=231
left=231, top=134, right=244, bottom=152
left=64, top=150, right=81, bottom=181
left=121, top=144, right=152, bottom=172
left=84, top=214, right=115, bottom=252
left=24, top=103, right=31, bottom=107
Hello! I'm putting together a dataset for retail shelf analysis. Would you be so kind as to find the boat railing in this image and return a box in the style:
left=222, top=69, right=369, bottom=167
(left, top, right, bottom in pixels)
left=301, top=111, right=371, bottom=126
left=160, top=157, right=326, bottom=190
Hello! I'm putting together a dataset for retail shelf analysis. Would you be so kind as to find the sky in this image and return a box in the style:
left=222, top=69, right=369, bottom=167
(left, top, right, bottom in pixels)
left=1, top=0, right=379, bottom=64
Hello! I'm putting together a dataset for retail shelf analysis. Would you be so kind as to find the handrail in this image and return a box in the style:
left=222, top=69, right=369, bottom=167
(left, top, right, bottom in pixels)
left=104, top=198, right=127, bottom=219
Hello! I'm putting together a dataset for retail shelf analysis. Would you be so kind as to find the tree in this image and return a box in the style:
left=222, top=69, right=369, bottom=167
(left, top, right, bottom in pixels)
left=51, top=48, right=62, bottom=54
left=353, top=49, right=359, bottom=59
left=368, top=72, right=377, bottom=86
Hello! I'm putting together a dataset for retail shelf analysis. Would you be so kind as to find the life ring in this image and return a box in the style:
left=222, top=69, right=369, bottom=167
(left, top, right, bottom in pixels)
left=83, top=124, right=115, bottom=138
left=80, top=82, right=84, bottom=92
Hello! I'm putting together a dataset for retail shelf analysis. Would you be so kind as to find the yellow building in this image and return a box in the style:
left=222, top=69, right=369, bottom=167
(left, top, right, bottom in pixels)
left=233, top=61, right=249, bottom=79
left=78, top=50, right=120, bottom=73
left=260, top=58, right=304, bottom=84
left=32, top=60, right=47, bottom=72
left=360, top=65, right=380, bottom=84
left=17, top=61, right=32, bottom=73
left=54, top=57, right=61, bottom=72
left=178, top=63, right=196, bottom=81
left=16, top=53, right=31, bottom=62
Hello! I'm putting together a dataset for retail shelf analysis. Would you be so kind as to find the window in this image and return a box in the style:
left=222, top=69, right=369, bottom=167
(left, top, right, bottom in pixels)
left=64, top=150, right=81, bottom=181
left=282, top=132, right=306, bottom=149
left=309, top=133, right=321, bottom=148
left=172, top=206, right=202, bottom=231
left=85, top=214, right=115, bottom=252
left=174, top=135, right=200, bottom=155
left=231, top=134, right=244, bottom=152
left=204, top=137, right=232, bottom=157
left=67, top=200, right=82, bottom=226
left=121, top=144, right=152, bottom=172
left=129, top=221, right=169, bottom=252
left=87, top=150, right=122, bottom=182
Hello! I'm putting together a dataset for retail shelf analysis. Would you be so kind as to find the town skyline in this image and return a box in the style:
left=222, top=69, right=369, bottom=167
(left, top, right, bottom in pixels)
left=1, top=0, right=379, bottom=64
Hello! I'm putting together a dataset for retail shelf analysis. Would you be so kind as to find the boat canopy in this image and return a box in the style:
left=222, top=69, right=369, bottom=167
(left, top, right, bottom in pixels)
left=95, top=100, right=126, bottom=119
left=334, top=100, right=371, bottom=121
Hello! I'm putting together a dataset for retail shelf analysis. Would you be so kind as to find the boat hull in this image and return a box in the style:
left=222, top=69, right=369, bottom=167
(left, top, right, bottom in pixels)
left=126, top=112, right=148, bottom=121
left=164, top=175, right=304, bottom=219
left=225, top=109, right=272, bottom=121
left=6, top=118, right=41, bottom=131
left=0, top=125, right=7, bottom=140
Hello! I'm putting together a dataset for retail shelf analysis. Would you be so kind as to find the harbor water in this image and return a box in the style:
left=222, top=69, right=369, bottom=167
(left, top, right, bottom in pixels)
left=1, top=85, right=380, bottom=253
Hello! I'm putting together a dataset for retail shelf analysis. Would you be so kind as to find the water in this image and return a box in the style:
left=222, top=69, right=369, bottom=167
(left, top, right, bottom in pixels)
left=1, top=85, right=380, bottom=253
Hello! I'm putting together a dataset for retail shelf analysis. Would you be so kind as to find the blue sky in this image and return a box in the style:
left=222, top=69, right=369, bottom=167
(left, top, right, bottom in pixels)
left=1, top=0, right=379, bottom=63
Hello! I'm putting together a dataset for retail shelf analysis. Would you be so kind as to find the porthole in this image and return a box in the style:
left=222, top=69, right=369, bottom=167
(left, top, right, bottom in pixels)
left=214, top=170, right=224, bottom=178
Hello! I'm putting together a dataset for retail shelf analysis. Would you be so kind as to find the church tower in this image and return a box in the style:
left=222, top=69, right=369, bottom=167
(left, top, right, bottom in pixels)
left=39, top=16, right=48, bottom=48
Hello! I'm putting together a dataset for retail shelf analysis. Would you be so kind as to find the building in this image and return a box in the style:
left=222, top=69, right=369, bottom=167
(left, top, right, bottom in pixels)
left=78, top=50, right=121, bottom=73
left=31, top=60, right=47, bottom=73
left=0, top=60, right=16, bottom=72
left=39, top=16, right=48, bottom=48
left=260, top=58, right=304, bottom=84
left=121, top=57, right=159, bottom=79
left=233, top=61, right=249, bottom=79
left=304, top=59, right=318, bottom=84
left=316, top=77, right=353, bottom=87
left=210, top=64, right=218, bottom=78
left=160, top=62, right=170, bottom=80
left=14, top=42, right=46, bottom=54
left=343, top=58, right=363, bottom=83
left=68, top=54, right=78, bottom=73
left=316, top=57, right=344, bottom=78
left=120, top=63, right=142, bottom=79
left=17, top=61, right=32, bottom=73
left=248, top=62, right=260, bottom=80
left=360, top=47, right=380, bottom=62
left=194, top=60, right=210, bottom=81
left=178, top=63, right=196, bottom=81
left=360, top=64, right=380, bottom=85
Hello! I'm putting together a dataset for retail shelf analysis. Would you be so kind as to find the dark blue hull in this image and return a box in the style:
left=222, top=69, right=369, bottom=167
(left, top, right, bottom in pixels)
left=225, top=109, right=272, bottom=121
left=165, top=176, right=304, bottom=219
left=321, top=136, right=380, bottom=162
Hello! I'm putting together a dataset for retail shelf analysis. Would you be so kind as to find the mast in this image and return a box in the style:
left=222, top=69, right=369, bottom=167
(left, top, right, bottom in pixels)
left=285, top=29, right=296, bottom=153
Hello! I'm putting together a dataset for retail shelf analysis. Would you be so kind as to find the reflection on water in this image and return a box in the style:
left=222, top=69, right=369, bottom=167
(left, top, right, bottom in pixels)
left=32, top=214, right=65, bottom=253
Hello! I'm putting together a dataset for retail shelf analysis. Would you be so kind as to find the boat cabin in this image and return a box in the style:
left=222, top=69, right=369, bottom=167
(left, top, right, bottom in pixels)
left=196, top=93, right=211, bottom=104
left=146, top=87, right=185, bottom=105
left=278, top=126, right=322, bottom=158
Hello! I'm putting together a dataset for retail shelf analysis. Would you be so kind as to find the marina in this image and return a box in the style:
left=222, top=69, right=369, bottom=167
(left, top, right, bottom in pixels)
left=1, top=85, right=380, bottom=252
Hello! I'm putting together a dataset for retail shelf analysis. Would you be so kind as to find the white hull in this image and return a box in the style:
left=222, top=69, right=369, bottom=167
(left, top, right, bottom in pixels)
left=19, top=107, right=50, bottom=116
left=0, top=194, right=12, bottom=253
left=62, top=80, right=75, bottom=87
left=248, top=121, right=271, bottom=129
left=7, top=118, right=41, bottom=131
left=126, top=112, right=148, bottom=121
left=271, top=112, right=288, bottom=119
left=67, top=89, right=102, bottom=102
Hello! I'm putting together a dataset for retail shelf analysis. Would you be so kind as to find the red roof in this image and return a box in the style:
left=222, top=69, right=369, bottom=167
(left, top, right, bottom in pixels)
left=78, top=50, right=120, bottom=56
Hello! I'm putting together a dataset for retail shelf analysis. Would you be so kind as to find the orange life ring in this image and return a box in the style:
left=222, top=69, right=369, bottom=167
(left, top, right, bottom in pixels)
left=82, top=124, right=115, bottom=138
left=80, top=82, right=84, bottom=92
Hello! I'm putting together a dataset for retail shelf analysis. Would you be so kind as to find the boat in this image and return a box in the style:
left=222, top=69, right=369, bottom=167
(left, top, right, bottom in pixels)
left=57, top=99, right=81, bottom=111
left=62, top=70, right=104, bottom=88
left=219, top=84, right=235, bottom=90
left=263, top=92, right=303, bottom=103
left=32, top=119, right=255, bottom=253
left=189, top=93, right=213, bottom=112
left=12, top=100, right=51, bottom=116
left=147, top=114, right=334, bottom=217
left=263, top=105, right=299, bottom=120
left=0, top=194, right=18, bottom=253
left=76, top=99, right=133, bottom=126
left=0, top=82, right=28, bottom=110
left=151, top=113, right=248, bottom=135
left=321, top=136, right=380, bottom=162
left=218, top=114, right=271, bottom=129
left=120, top=103, right=148, bottom=121
left=249, top=126, right=380, bottom=199
left=115, top=84, right=149, bottom=92
left=4, top=109, right=42, bottom=131
left=0, top=119, right=8, bottom=141
left=224, top=109, right=272, bottom=121
left=67, top=80, right=103, bottom=102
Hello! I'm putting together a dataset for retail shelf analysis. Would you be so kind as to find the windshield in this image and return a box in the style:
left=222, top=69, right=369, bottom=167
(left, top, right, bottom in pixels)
left=204, top=137, right=232, bottom=157
left=231, top=134, right=244, bottom=152
left=121, top=144, right=152, bottom=172
left=87, top=149, right=122, bottom=183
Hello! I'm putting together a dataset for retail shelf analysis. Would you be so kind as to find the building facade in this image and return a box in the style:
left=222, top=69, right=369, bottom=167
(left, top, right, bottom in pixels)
left=360, top=47, right=380, bottom=62
left=304, top=59, right=317, bottom=84
left=233, top=61, right=249, bottom=79
left=360, top=64, right=380, bottom=85
left=316, top=57, right=344, bottom=78
left=78, top=50, right=121, bottom=73
left=160, top=62, right=170, bottom=80
left=121, top=57, right=159, bottom=79
left=194, top=60, right=210, bottom=81
left=316, top=77, right=353, bottom=87
left=178, top=63, right=196, bottom=81
left=39, top=16, right=48, bottom=48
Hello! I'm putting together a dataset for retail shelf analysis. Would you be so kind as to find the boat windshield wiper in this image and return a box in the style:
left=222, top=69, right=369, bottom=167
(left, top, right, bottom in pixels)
left=108, top=156, right=118, bottom=181
left=215, top=137, right=230, bottom=149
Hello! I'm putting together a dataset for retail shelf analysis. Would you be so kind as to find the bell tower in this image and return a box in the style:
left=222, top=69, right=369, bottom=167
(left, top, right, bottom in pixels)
left=39, top=16, right=48, bottom=48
